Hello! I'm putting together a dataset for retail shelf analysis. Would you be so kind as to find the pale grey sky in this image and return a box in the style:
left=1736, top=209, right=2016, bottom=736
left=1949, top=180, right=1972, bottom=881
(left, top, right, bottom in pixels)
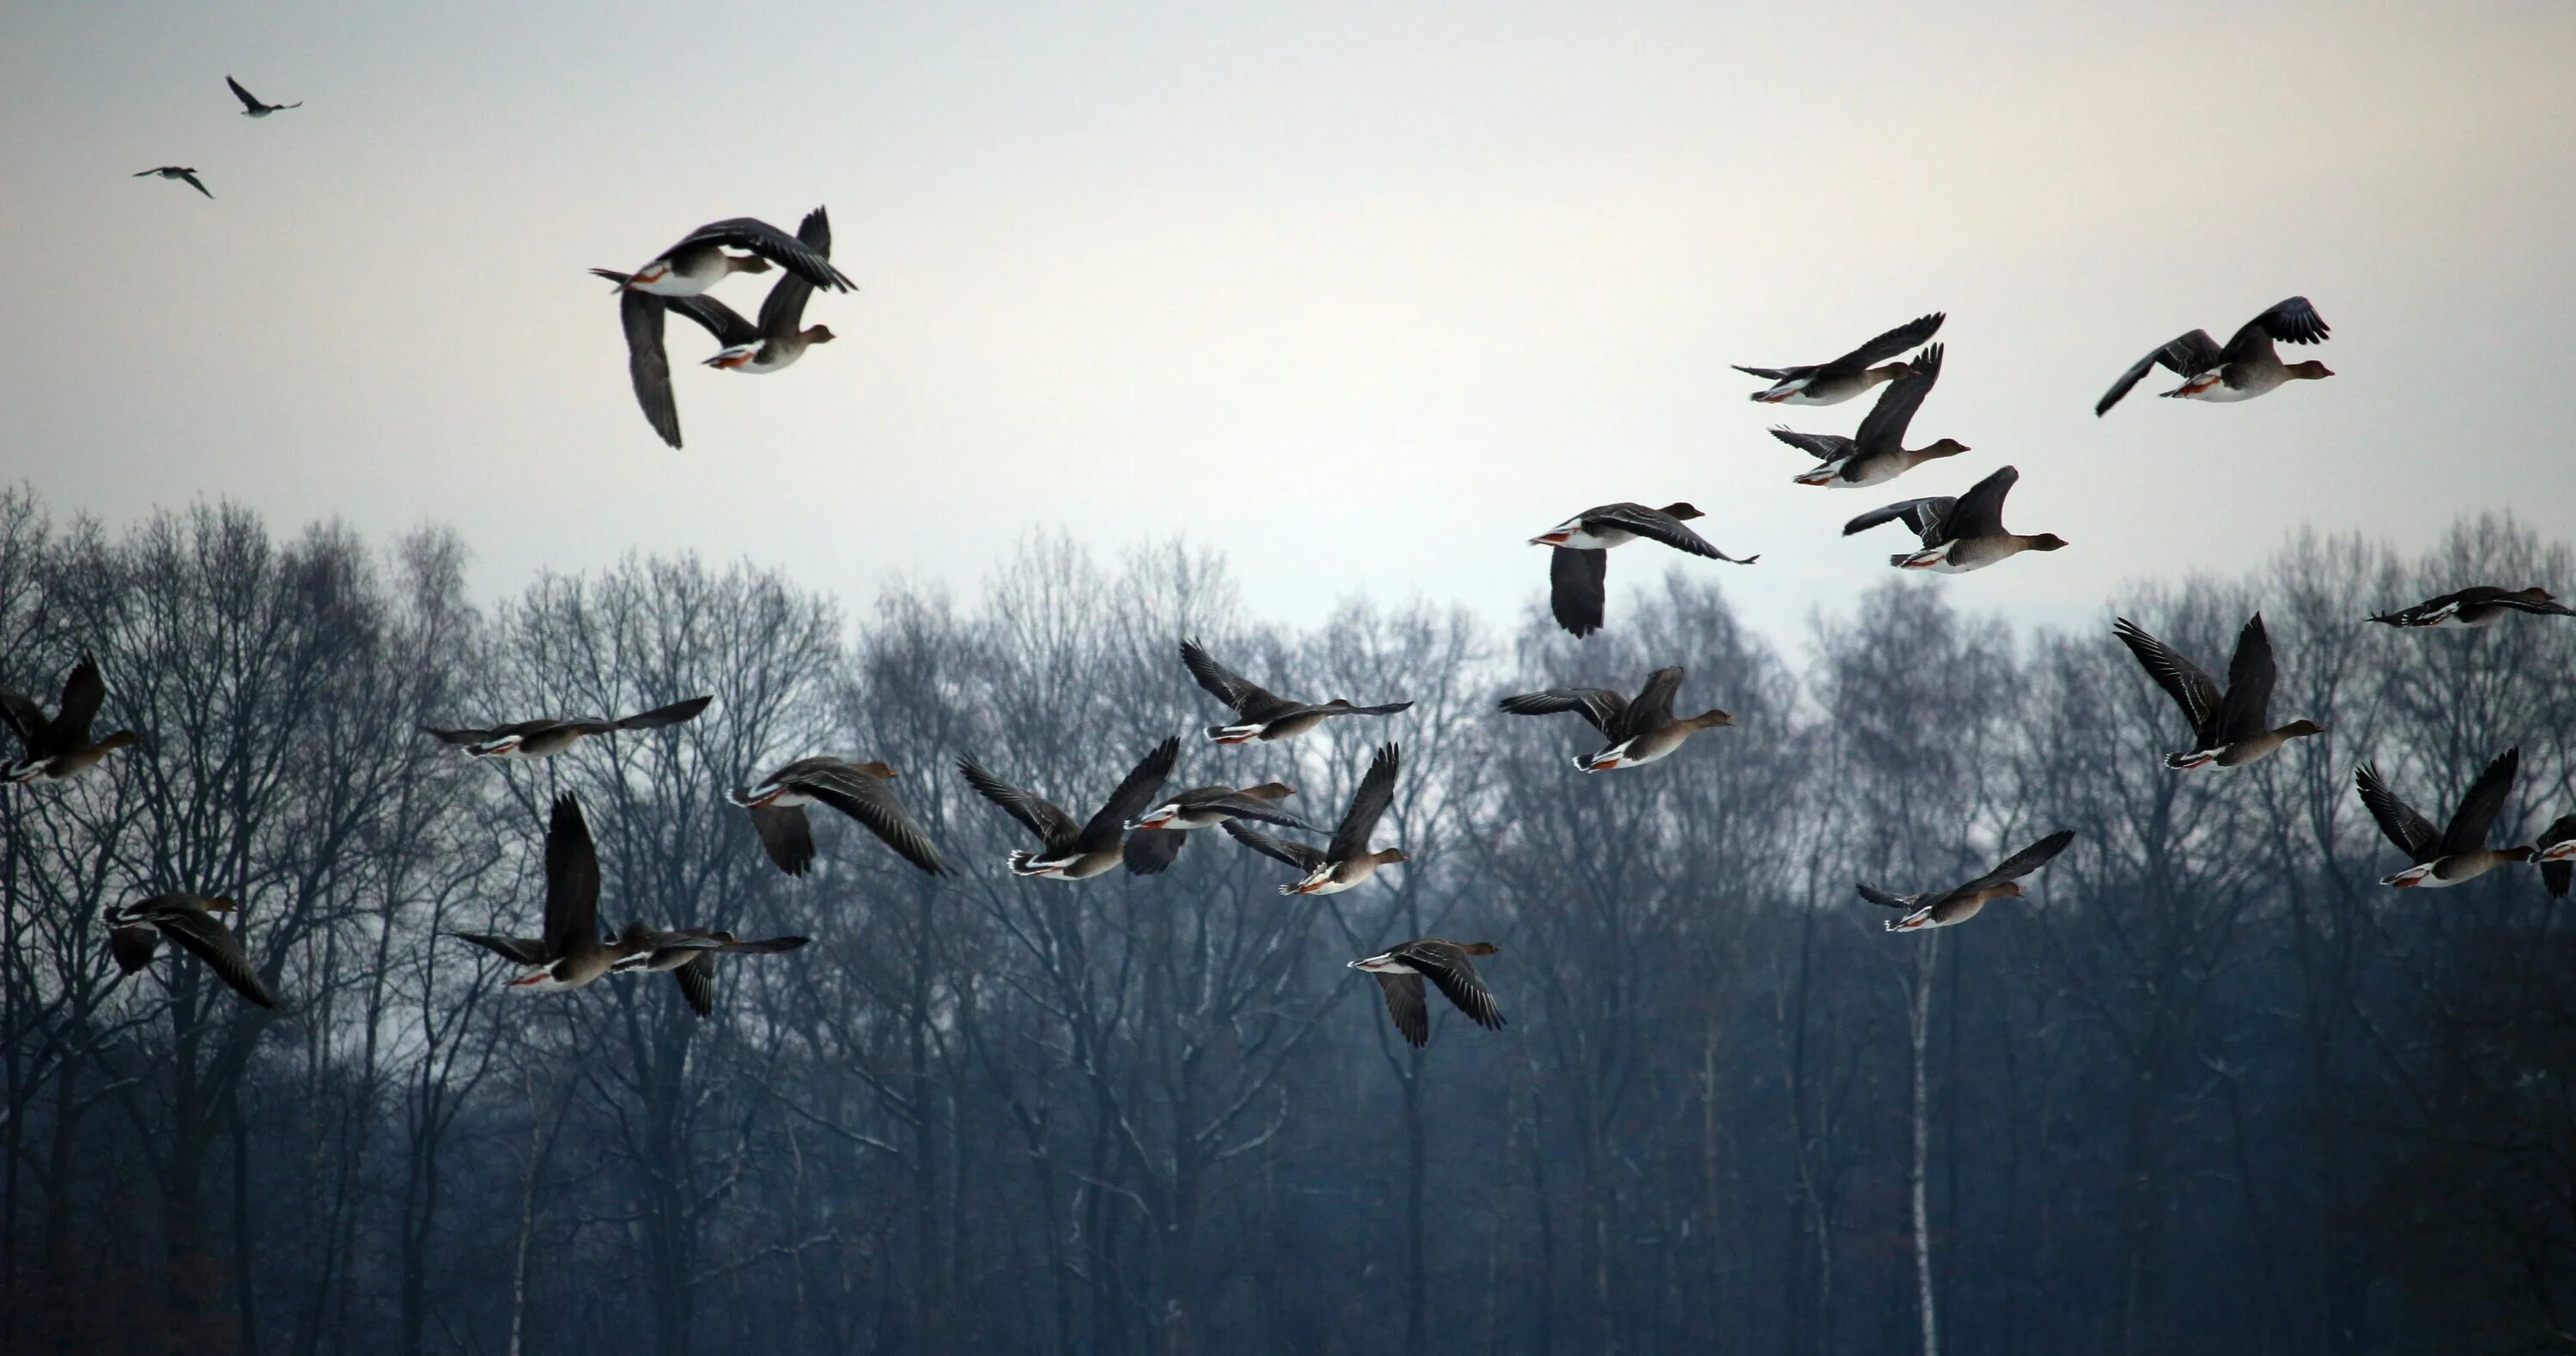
left=4, top=1, right=2573, bottom=648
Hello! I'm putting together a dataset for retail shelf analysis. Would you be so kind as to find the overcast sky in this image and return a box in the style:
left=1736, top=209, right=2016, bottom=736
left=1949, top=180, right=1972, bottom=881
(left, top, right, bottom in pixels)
left=4, top=0, right=2573, bottom=654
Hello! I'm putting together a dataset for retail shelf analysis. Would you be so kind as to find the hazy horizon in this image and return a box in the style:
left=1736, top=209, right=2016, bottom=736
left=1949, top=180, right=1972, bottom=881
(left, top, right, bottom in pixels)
left=5, top=0, right=2574, bottom=653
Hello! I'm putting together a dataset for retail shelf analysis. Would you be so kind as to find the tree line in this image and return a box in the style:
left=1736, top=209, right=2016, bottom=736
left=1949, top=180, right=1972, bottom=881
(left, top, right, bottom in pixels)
left=2, top=485, right=2570, bottom=1355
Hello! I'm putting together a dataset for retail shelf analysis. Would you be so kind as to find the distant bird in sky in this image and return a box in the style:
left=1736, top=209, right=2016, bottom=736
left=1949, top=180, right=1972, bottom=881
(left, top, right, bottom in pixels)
left=2095, top=296, right=2331, bottom=416
left=422, top=695, right=711, bottom=759
left=611, top=928, right=811, bottom=1018
left=1499, top=664, right=1733, bottom=772
left=3, top=650, right=140, bottom=785
left=1769, top=344, right=1969, bottom=488
left=1350, top=939, right=1504, bottom=1047
left=1121, top=781, right=1318, bottom=875
left=2112, top=613, right=2324, bottom=769
left=960, top=738, right=1182, bottom=881
left=2357, top=747, right=2527, bottom=889
left=106, top=894, right=278, bottom=1008
left=2366, top=586, right=2575, bottom=629
left=134, top=166, right=213, bottom=198
left=1736, top=312, right=1945, bottom=405
left=728, top=757, right=950, bottom=878
left=225, top=76, right=301, bottom=117
left=1843, top=465, right=2065, bottom=573
left=1862, top=830, right=2076, bottom=933
left=1530, top=502, right=1757, bottom=638
left=1178, top=638, right=1413, bottom=744
left=1222, top=742, right=1407, bottom=895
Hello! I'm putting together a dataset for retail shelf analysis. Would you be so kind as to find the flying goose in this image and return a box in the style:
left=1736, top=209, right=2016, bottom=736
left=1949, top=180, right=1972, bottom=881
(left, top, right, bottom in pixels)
left=1350, top=939, right=1505, bottom=1048
left=1498, top=664, right=1733, bottom=772
left=728, top=757, right=949, bottom=878
left=225, top=76, right=301, bottom=116
left=2356, top=748, right=2528, bottom=888
left=105, top=895, right=277, bottom=1008
left=134, top=167, right=213, bottom=198
left=2366, top=587, right=2575, bottom=629
left=422, top=695, right=710, bottom=759
left=595, top=208, right=841, bottom=447
left=449, top=794, right=649, bottom=990
left=610, top=928, right=810, bottom=1018
left=1861, top=830, right=2076, bottom=932
left=1530, top=502, right=1757, bottom=638
left=1842, top=465, right=2066, bottom=573
left=3, top=651, right=140, bottom=784
left=1221, top=743, right=1407, bottom=894
left=1178, top=639, right=1412, bottom=744
left=1737, top=312, right=1945, bottom=405
left=2095, top=297, right=2331, bottom=415
left=2112, top=613, right=2324, bottom=769
left=1769, top=344, right=1969, bottom=488
left=1121, top=781, right=1319, bottom=876
left=959, top=738, right=1182, bottom=880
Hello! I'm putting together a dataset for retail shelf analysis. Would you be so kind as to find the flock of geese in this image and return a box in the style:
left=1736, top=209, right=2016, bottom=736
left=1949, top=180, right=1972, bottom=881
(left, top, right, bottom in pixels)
left=80, top=80, right=2576, bottom=1048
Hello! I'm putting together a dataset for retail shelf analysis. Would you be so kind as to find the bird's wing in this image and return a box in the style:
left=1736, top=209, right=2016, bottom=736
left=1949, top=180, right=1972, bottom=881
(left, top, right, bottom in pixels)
left=616, top=695, right=713, bottom=731
left=1951, top=830, right=2078, bottom=898
left=1121, top=828, right=1188, bottom=876
left=799, top=766, right=949, bottom=876
left=420, top=725, right=493, bottom=747
left=2354, top=763, right=2442, bottom=862
left=1548, top=547, right=1608, bottom=639
left=1851, top=344, right=1942, bottom=452
left=2095, top=330, right=2222, bottom=416
left=1731, top=364, right=1802, bottom=381
left=1589, top=504, right=1741, bottom=561
left=179, top=171, right=213, bottom=199
left=2494, top=591, right=2576, bottom=617
left=1498, top=688, right=1627, bottom=738
left=1179, top=639, right=1284, bottom=717
left=1854, top=885, right=1920, bottom=910
left=541, top=794, right=600, bottom=956
left=1842, top=496, right=1954, bottom=544
left=1221, top=819, right=1327, bottom=872
left=228, top=76, right=263, bottom=111
left=53, top=652, right=106, bottom=747
left=1939, top=465, right=2020, bottom=541
left=0, top=688, right=44, bottom=749
left=672, top=956, right=716, bottom=1019
left=747, top=804, right=816, bottom=877
left=664, top=216, right=854, bottom=293
left=2111, top=618, right=2224, bottom=748
left=756, top=207, right=833, bottom=337
left=1620, top=666, right=1686, bottom=738
left=1767, top=427, right=1855, bottom=462
left=108, top=923, right=161, bottom=974
left=450, top=932, right=554, bottom=965
left=1080, top=738, right=1182, bottom=853
left=2240, top=296, right=2330, bottom=352
left=1328, top=744, right=1400, bottom=862
left=2439, top=746, right=2520, bottom=858
left=1373, top=972, right=1431, bottom=1047
left=2216, top=614, right=2279, bottom=745
left=1398, top=942, right=1505, bottom=1032
left=156, top=906, right=277, bottom=1008
left=1188, top=792, right=1321, bottom=831
left=957, top=757, right=1081, bottom=848
left=619, top=289, right=683, bottom=449
left=1825, top=312, right=1946, bottom=374
left=661, top=292, right=757, bottom=348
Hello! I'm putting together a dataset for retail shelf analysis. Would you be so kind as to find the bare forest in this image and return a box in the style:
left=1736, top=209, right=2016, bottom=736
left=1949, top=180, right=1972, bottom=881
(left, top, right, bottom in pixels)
left=3, top=484, right=2571, bottom=1355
